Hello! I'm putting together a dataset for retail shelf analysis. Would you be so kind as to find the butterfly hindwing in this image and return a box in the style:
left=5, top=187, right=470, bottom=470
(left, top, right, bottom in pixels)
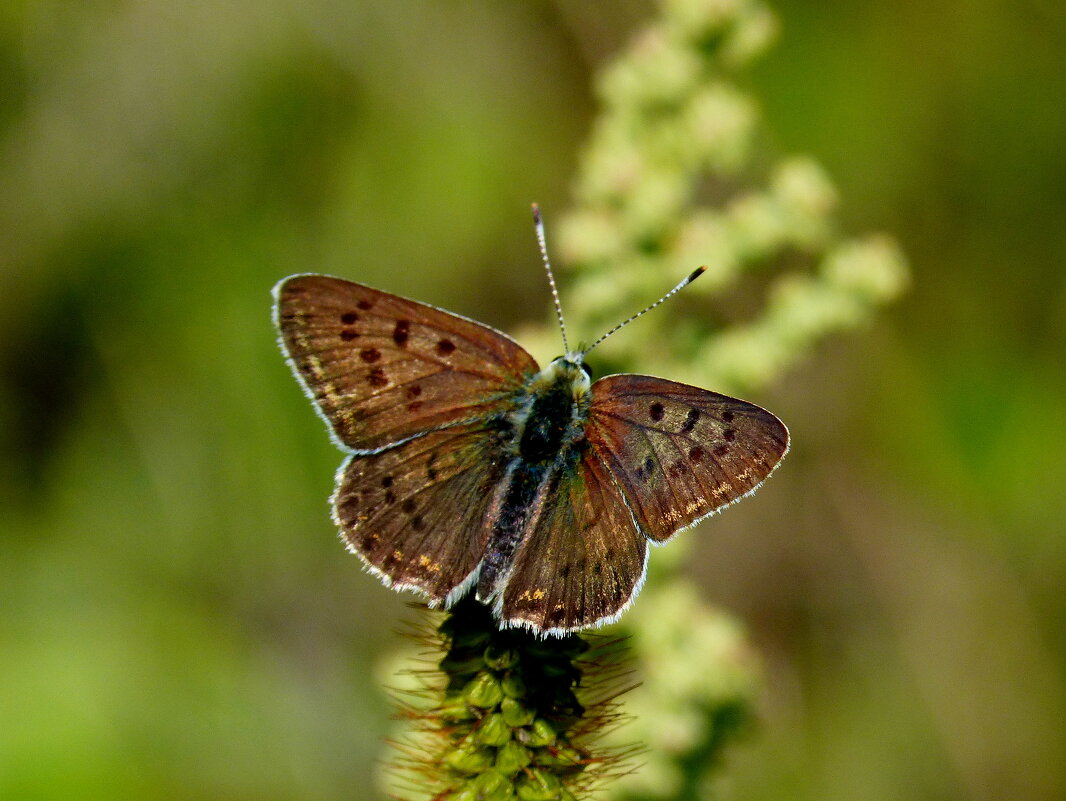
left=333, top=420, right=510, bottom=602
left=587, top=374, right=789, bottom=542
left=274, top=275, right=539, bottom=451
left=501, top=449, right=648, bottom=632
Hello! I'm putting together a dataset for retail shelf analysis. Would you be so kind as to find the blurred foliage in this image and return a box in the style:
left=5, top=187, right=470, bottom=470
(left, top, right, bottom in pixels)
left=547, top=0, right=906, bottom=395
left=1, top=2, right=1064, bottom=801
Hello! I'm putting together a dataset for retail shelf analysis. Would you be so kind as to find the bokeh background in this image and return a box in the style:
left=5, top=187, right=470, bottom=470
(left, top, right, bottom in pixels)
left=2, top=2, right=1064, bottom=800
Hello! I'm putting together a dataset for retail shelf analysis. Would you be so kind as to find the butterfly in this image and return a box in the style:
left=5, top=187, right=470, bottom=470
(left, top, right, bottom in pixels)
left=273, top=207, right=788, bottom=635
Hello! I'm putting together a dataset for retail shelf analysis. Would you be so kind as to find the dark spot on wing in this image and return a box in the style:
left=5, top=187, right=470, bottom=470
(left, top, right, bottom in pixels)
left=723, top=428, right=736, bottom=442
left=689, top=446, right=705, bottom=462
left=560, top=564, right=571, bottom=579
left=384, top=490, right=396, bottom=505
left=426, top=453, right=439, bottom=481
left=381, top=476, right=393, bottom=488
left=649, top=402, right=665, bottom=422
left=340, top=311, right=359, bottom=324
left=638, top=456, right=656, bottom=481
left=357, top=299, right=373, bottom=311
left=407, top=401, right=423, bottom=411
left=436, top=338, right=456, bottom=356
left=406, top=384, right=422, bottom=398
left=393, top=319, right=410, bottom=347
left=360, top=347, right=381, bottom=363
left=402, top=498, right=417, bottom=514
left=593, top=562, right=603, bottom=575
left=368, top=368, right=388, bottom=387
left=359, top=532, right=377, bottom=550
left=340, top=329, right=359, bottom=341
left=411, top=515, right=425, bottom=531
left=713, top=444, right=729, bottom=457
left=681, top=408, right=700, bottom=433
left=721, top=410, right=735, bottom=423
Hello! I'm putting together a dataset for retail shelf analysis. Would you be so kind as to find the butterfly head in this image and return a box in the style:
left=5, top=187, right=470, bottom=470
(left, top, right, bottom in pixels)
left=535, top=354, right=592, bottom=398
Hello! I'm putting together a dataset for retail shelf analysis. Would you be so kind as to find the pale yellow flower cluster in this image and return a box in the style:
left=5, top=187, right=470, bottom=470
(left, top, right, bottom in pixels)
left=549, top=0, right=907, bottom=397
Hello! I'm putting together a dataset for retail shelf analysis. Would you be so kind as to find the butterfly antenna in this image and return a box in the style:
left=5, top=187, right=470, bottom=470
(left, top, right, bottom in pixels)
left=532, top=203, right=570, bottom=354
left=583, top=265, right=707, bottom=355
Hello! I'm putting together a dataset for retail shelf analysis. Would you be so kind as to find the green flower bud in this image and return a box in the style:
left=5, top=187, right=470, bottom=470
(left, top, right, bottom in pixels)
left=537, top=742, right=587, bottom=772
left=448, top=786, right=478, bottom=801
left=444, top=737, right=494, bottom=775
left=440, top=652, right=488, bottom=679
left=475, top=713, right=512, bottom=747
left=523, top=718, right=557, bottom=747
left=516, top=768, right=563, bottom=801
left=438, top=691, right=475, bottom=722
left=472, top=770, right=513, bottom=800
left=499, top=671, right=527, bottom=699
left=465, top=672, right=504, bottom=709
left=495, top=740, right=533, bottom=775
left=500, top=696, right=536, bottom=727
left=483, top=645, right=520, bottom=670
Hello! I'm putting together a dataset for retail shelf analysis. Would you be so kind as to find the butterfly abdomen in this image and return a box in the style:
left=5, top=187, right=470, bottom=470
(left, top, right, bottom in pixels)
left=476, top=460, right=548, bottom=600
left=475, top=359, right=591, bottom=607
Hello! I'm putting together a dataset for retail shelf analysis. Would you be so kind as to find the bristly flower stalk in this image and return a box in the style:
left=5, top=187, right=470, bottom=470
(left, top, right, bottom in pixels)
left=386, top=596, right=638, bottom=801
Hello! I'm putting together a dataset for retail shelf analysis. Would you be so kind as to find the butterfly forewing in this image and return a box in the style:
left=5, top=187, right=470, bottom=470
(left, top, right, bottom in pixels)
left=334, top=420, right=509, bottom=602
left=275, top=275, right=539, bottom=451
left=587, top=374, right=789, bottom=542
left=501, top=451, right=648, bottom=632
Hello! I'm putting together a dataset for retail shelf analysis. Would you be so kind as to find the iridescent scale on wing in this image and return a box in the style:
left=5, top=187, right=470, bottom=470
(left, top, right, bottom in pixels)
left=273, top=206, right=789, bottom=635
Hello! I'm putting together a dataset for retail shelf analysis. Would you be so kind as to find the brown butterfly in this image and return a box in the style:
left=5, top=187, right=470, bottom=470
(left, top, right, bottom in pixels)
left=273, top=207, right=788, bottom=635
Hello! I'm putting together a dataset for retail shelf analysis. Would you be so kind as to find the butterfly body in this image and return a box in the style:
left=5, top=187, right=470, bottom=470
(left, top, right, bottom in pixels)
left=475, top=357, right=590, bottom=602
left=274, top=274, right=788, bottom=635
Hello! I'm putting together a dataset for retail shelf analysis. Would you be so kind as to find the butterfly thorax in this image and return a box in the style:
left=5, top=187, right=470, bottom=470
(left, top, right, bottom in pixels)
left=512, top=356, right=591, bottom=462
left=475, top=357, right=591, bottom=602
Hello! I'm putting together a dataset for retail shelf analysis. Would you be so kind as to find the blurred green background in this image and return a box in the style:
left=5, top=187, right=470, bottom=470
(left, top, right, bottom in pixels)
left=2, top=2, right=1064, bottom=800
